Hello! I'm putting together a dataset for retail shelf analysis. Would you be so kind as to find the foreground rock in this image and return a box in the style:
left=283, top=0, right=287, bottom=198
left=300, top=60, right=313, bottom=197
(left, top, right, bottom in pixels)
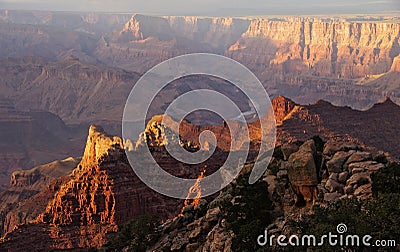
left=268, top=138, right=390, bottom=224
left=0, top=126, right=186, bottom=250
left=287, top=140, right=318, bottom=203
left=0, top=157, right=79, bottom=236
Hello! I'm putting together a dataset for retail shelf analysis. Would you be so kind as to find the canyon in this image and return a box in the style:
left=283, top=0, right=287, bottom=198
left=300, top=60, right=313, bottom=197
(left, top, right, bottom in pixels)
left=0, top=9, right=399, bottom=250
left=0, top=11, right=399, bottom=110
left=0, top=99, right=398, bottom=249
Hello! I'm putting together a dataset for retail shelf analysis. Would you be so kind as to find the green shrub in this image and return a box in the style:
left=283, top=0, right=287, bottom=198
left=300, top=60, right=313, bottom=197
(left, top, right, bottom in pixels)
left=291, top=194, right=400, bottom=251
left=105, top=215, right=159, bottom=252
left=371, top=162, right=400, bottom=196
left=220, top=174, right=274, bottom=252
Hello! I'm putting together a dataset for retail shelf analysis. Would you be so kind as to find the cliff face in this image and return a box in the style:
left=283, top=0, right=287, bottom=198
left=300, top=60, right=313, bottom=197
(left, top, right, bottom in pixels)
left=99, top=15, right=400, bottom=109
left=274, top=96, right=400, bottom=159
left=1, top=97, right=400, bottom=249
left=0, top=125, right=195, bottom=250
left=229, top=19, right=400, bottom=78
left=0, top=158, right=78, bottom=237
left=1, top=13, right=400, bottom=118
left=391, top=54, right=400, bottom=72
left=0, top=98, right=85, bottom=191
left=113, top=15, right=400, bottom=79
left=0, top=57, right=140, bottom=124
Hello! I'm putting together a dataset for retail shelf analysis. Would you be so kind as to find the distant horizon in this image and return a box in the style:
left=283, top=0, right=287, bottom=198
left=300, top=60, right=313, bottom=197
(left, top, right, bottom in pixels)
left=0, top=0, right=399, bottom=16
left=1, top=8, right=400, bottom=19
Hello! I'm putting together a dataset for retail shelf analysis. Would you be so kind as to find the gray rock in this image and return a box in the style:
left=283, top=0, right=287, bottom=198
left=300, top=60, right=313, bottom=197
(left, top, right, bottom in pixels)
left=281, top=143, right=299, bottom=161
left=348, top=161, right=384, bottom=174
left=338, top=172, right=349, bottom=183
left=287, top=140, right=318, bottom=187
left=344, top=185, right=354, bottom=195
left=323, top=140, right=358, bottom=156
left=347, top=172, right=371, bottom=187
left=326, top=151, right=353, bottom=173
left=328, top=172, right=338, bottom=181
left=325, top=178, right=343, bottom=193
left=344, top=152, right=372, bottom=168
left=324, top=192, right=341, bottom=202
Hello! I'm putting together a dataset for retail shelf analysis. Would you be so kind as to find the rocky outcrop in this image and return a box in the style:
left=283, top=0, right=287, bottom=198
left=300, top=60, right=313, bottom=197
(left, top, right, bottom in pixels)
left=272, top=96, right=297, bottom=125
left=265, top=138, right=390, bottom=226
left=31, top=125, right=183, bottom=249
left=390, top=54, right=400, bottom=72
left=229, top=18, right=400, bottom=78
left=0, top=98, right=86, bottom=191
left=275, top=96, right=400, bottom=159
left=287, top=140, right=318, bottom=203
left=1, top=12, right=400, bottom=111
left=0, top=158, right=78, bottom=236
left=0, top=123, right=230, bottom=250
left=319, top=140, right=387, bottom=200
left=112, top=137, right=393, bottom=251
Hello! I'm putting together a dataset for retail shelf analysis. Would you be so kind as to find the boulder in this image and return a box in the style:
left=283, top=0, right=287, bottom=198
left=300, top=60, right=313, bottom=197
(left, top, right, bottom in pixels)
left=281, top=143, right=299, bottom=160
left=326, top=151, right=353, bottom=173
left=287, top=140, right=318, bottom=187
left=287, top=140, right=318, bottom=203
left=323, top=140, right=358, bottom=157
left=328, top=172, right=338, bottom=181
left=344, top=151, right=372, bottom=168
left=344, top=185, right=354, bottom=195
left=324, top=192, right=341, bottom=202
left=325, top=178, right=343, bottom=193
left=338, top=172, right=349, bottom=183
left=348, top=161, right=384, bottom=174
left=354, top=184, right=372, bottom=199
left=346, top=172, right=371, bottom=187
left=299, top=140, right=317, bottom=156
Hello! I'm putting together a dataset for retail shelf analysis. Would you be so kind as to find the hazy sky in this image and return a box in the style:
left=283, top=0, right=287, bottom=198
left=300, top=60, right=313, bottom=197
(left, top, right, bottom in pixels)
left=0, top=0, right=399, bottom=15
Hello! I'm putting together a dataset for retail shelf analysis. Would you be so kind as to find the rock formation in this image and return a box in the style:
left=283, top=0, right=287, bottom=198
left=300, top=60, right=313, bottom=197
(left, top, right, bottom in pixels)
left=0, top=158, right=78, bottom=236
left=1, top=11, right=399, bottom=110
left=0, top=125, right=181, bottom=250
left=0, top=123, right=231, bottom=250
left=287, top=140, right=318, bottom=203
left=274, top=96, right=400, bottom=159
left=0, top=98, right=86, bottom=191
left=111, top=137, right=391, bottom=251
